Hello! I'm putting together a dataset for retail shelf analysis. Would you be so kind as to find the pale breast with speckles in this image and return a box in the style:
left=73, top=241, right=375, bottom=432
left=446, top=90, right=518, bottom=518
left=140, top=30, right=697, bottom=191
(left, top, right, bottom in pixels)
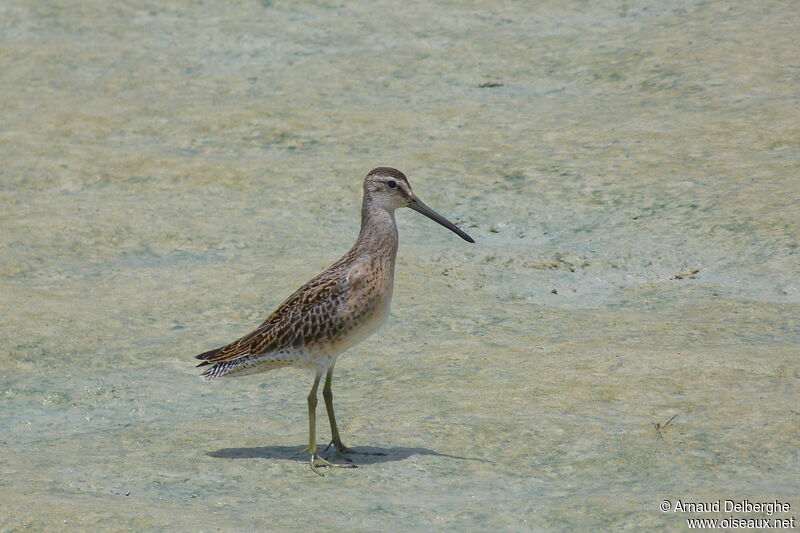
left=316, top=255, right=394, bottom=357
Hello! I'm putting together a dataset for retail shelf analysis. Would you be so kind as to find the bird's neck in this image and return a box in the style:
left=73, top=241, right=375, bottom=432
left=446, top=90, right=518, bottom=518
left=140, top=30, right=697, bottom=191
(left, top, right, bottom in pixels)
left=352, top=197, right=399, bottom=259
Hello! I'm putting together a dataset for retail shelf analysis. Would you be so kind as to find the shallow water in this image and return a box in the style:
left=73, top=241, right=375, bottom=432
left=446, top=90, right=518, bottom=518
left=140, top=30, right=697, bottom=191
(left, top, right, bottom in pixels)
left=1, top=0, right=798, bottom=531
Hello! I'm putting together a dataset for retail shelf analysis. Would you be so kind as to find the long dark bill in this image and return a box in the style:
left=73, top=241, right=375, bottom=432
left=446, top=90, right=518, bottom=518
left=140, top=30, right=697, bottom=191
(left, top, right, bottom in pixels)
left=408, top=196, right=475, bottom=243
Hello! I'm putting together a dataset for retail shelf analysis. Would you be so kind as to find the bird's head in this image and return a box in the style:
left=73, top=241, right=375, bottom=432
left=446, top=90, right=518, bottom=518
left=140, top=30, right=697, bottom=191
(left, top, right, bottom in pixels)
left=363, top=167, right=474, bottom=243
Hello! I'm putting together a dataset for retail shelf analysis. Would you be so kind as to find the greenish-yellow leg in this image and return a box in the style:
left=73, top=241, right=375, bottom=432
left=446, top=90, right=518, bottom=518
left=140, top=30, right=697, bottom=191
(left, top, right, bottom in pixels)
left=322, top=368, right=386, bottom=456
left=306, top=373, right=357, bottom=476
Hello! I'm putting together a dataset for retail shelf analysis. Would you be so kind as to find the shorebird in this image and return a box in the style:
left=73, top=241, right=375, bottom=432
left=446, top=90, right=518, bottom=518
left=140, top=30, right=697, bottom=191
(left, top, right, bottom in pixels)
left=195, top=167, right=474, bottom=475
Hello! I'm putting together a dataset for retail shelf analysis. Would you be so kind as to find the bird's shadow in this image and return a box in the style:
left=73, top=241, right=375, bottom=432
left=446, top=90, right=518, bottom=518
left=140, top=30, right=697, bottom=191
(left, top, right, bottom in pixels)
left=207, top=444, right=488, bottom=466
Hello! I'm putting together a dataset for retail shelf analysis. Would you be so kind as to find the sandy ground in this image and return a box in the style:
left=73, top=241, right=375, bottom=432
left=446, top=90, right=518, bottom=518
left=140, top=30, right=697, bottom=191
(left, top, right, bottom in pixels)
left=1, top=0, right=798, bottom=531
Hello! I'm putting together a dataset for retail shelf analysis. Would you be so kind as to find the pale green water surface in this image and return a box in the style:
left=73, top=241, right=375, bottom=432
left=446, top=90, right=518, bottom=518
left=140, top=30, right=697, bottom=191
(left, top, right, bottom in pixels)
left=1, top=0, right=798, bottom=531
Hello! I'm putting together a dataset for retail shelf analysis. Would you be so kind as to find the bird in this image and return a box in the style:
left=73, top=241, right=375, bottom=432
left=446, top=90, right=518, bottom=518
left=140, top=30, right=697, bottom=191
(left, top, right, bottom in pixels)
left=194, top=167, right=474, bottom=475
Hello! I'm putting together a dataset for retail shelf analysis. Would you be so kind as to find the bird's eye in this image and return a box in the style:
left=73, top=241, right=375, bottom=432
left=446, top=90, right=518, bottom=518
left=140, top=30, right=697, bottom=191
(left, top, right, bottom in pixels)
left=387, top=180, right=397, bottom=188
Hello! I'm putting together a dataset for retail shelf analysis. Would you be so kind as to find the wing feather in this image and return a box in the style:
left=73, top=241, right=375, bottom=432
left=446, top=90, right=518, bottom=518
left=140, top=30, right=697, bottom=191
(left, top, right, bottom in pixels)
left=194, top=268, right=355, bottom=365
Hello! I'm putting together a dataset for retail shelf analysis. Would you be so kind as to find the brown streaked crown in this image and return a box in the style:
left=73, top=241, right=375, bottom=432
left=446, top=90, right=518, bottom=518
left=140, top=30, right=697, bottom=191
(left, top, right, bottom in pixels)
left=366, top=167, right=409, bottom=185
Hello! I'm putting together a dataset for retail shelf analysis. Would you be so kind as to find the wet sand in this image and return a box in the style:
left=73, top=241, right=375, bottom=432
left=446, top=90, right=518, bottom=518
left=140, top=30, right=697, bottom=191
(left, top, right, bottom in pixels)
left=1, top=0, right=798, bottom=531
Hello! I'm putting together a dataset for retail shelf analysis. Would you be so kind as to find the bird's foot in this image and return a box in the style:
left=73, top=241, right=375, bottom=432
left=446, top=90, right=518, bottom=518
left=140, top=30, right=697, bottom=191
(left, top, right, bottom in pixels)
left=310, top=453, right=357, bottom=476
left=323, top=440, right=387, bottom=456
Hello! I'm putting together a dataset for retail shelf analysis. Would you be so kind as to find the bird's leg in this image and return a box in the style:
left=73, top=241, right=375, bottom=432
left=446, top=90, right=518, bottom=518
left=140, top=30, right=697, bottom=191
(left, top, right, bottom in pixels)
left=322, top=368, right=347, bottom=452
left=322, top=367, right=386, bottom=456
left=306, top=373, right=356, bottom=476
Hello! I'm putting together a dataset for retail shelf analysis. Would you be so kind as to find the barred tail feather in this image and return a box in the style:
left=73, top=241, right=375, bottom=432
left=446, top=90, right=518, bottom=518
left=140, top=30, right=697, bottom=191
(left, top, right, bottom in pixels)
left=200, top=358, right=249, bottom=381
left=200, top=356, right=288, bottom=381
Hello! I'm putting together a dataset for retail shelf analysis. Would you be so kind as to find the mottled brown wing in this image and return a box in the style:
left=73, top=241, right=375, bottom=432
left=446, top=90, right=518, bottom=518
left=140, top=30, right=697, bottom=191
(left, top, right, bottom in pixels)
left=194, top=270, right=353, bottom=365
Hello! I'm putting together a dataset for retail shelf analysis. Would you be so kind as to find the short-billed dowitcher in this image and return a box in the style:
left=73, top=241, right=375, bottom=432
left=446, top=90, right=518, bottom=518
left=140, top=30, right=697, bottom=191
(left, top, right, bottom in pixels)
left=195, top=167, right=473, bottom=475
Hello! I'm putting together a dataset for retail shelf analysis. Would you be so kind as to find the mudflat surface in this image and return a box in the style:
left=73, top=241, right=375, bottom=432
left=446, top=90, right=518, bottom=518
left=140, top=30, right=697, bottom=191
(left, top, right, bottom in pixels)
left=1, top=1, right=798, bottom=531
